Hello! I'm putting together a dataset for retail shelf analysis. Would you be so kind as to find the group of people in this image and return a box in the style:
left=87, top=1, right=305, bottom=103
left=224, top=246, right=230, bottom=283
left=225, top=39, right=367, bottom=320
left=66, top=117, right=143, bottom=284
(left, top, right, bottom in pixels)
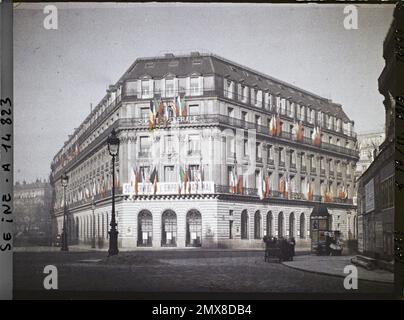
left=263, top=235, right=296, bottom=262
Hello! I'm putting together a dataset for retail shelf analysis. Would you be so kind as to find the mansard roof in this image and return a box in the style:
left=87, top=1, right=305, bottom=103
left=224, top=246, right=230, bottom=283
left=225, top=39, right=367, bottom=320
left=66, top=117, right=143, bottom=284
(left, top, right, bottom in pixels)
left=119, top=52, right=351, bottom=122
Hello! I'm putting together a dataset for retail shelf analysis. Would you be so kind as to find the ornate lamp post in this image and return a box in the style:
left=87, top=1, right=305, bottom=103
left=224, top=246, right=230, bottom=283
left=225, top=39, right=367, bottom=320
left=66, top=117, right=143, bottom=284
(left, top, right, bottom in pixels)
left=91, top=197, right=96, bottom=249
left=107, top=128, right=120, bottom=256
left=61, top=172, right=69, bottom=251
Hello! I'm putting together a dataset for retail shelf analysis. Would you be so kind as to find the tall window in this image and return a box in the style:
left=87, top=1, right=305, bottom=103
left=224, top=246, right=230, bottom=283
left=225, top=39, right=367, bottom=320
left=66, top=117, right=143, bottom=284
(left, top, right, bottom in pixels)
left=188, top=104, right=199, bottom=116
left=139, top=136, right=151, bottom=156
left=164, top=166, right=175, bottom=182
left=241, top=210, right=249, bottom=239
left=254, top=211, right=261, bottom=239
left=140, top=107, right=149, bottom=121
left=241, top=111, right=248, bottom=122
left=141, top=80, right=150, bottom=97
left=267, top=145, right=273, bottom=162
left=162, top=210, right=177, bottom=246
left=164, top=135, right=174, bottom=154
left=299, top=213, right=306, bottom=239
left=165, top=79, right=174, bottom=96
left=256, top=142, right=262, bottom=160
left=190, top=77, right=199, bottom=95
left=188, top=134, right=200, bottom=155
left=139, top=166, right=150, bottom=183
left=243, top=139, right=248, bottom=156
left=279, top=147, right=285, bottom=165
left=189, top=165, right=199, bottom=182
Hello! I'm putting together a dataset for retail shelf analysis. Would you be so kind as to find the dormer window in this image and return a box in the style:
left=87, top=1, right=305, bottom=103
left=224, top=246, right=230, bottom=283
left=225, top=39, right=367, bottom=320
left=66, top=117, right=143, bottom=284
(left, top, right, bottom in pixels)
left=141, top=80, right=150, bottom=96
left=190, top=77, right=200, bottom=95
left=165, top=79, right=174, bottom=96
left=168, top=60, right=179, bottom=67
left=145, top=62, right=154, bottom=69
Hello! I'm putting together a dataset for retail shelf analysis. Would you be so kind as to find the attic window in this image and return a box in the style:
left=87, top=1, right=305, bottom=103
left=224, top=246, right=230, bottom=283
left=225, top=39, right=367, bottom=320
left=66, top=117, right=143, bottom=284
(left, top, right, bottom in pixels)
left=145, top=62, right=154, bottom=69
left=243, top=71, right=249, bottom=77
left=168, top=60, right=179, bottom=67
left=229, top=66, right=237, bottom=72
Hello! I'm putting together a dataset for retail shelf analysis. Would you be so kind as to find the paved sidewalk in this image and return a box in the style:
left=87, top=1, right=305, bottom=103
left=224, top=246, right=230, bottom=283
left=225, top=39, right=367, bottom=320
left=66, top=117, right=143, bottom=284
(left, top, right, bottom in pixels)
left=282, top=255, right=394, bottom=284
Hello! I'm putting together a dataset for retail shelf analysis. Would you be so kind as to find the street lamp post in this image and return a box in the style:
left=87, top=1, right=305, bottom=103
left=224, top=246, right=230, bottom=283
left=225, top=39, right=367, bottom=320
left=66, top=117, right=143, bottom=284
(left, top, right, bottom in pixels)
left=91, top=197, right=96, bottom=249
left=61, top=172, right=69, bottom=251
left=107, top=128, right=120, bottom=256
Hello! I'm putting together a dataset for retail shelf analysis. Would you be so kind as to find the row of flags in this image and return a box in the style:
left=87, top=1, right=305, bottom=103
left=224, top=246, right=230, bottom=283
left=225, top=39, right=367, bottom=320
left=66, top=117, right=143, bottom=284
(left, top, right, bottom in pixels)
left=59, top=174, right=120, bottom=208
left=149, top=95, right=187, bottom=130
left=229, top=168, right=245, bottom=194
left=267, top=115, right=321, bottom=147
left=129, top=164, right=204, bottom=195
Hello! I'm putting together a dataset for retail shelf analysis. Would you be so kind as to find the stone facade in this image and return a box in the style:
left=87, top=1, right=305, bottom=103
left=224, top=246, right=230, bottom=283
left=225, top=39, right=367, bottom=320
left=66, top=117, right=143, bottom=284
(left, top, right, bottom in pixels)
left=50, top=53, right=359, bottom=249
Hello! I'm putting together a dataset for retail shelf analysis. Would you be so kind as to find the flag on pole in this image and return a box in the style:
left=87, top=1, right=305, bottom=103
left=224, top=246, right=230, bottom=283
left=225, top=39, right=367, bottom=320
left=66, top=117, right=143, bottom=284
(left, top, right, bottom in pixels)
left=275, top=112, right=281, bottom=136
left=149, top=100, right=156, bottom=130
left=285, top=177, right=289, bottom=199
left=172, top=96, right=178, bottom=118
left=180, top=95, right=187, bottom=117
left=187, top=166, right=192, bottom=193
left=237, top=175, right=244, bottom=194
left=149, top=166, right=158, bottom=195
left=157, top=98, right=164, bottom=127
left=179, top=166, right=185, bottom=194
left=133, top=167, right=139, bottom=195
left=260, top=174, right=265, bottom=200
left=269, top=115, right=275, bottom=136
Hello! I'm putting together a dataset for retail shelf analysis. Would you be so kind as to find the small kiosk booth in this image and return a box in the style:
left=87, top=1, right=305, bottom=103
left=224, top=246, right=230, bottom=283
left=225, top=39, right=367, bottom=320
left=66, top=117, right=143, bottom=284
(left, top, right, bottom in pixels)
left=310, top=204, right=331, bottom=255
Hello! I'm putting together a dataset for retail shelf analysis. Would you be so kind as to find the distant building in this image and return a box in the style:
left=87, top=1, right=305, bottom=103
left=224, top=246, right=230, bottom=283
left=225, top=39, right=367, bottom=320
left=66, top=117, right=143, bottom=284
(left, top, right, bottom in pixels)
left=14, top=179, right=53, bottom=246
left=355, top=131, right=385, bottom=180
left=356, top=8, right=397, bottom=261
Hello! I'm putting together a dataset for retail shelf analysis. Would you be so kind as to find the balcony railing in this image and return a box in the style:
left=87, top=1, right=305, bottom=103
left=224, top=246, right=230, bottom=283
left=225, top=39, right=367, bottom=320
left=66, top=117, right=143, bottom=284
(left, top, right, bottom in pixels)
left=58, top=182, right=354, bottom=212
left=123, top=181, right=215, bottom=196
left=54, top=109, right=358, bottom=177
left=119, top=114, right=358, bottom=158
left=311, top=167, right=317, bottom=174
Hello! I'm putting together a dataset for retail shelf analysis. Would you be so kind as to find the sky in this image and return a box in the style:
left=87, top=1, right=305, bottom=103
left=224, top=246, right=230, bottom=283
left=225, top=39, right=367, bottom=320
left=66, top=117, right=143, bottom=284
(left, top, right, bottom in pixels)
left=14, top=3, right=394, bottom=183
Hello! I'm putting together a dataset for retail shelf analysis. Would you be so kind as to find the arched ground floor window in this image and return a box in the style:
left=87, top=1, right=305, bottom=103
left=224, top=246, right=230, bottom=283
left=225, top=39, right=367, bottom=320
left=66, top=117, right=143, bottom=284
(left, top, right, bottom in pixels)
left=254, top=211, right=261, bottom=239
left=138, top=210, right=153, bottom=246
left=186, top=210, right=202, bottom=247
left=241, top=210, right=249, bottom=239
left=162, top=210, right=177, bottom=246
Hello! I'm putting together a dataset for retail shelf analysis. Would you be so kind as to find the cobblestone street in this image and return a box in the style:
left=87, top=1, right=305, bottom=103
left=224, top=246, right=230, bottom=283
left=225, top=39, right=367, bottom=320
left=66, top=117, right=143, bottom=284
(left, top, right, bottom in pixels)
left=13, top=250, right=394, bottom=298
